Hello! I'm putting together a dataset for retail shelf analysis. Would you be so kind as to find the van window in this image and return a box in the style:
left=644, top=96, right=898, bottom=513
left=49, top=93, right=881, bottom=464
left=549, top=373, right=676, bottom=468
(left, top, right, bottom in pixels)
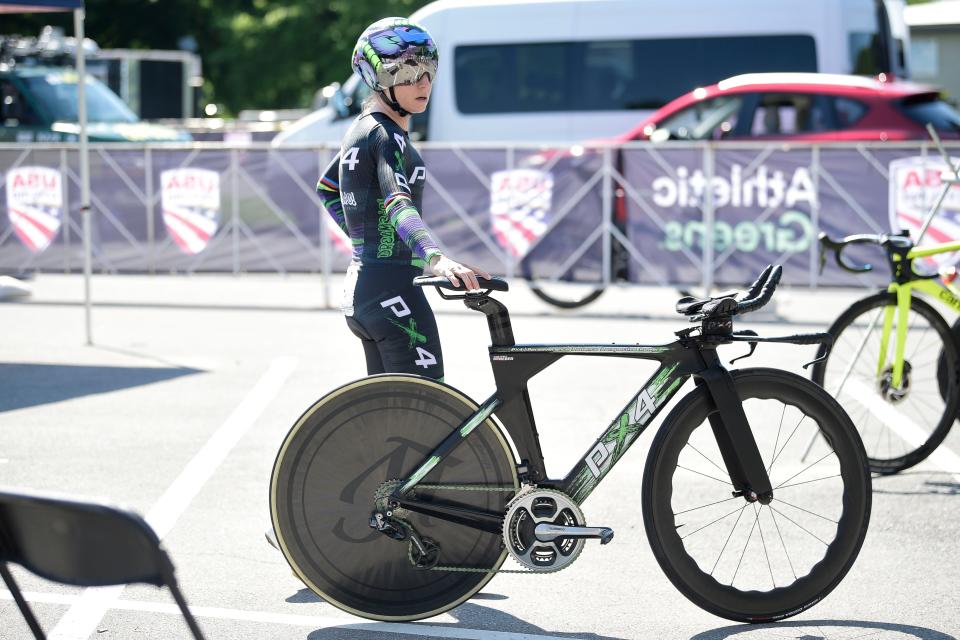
left=849, top=0, right=899, bottom=76
left=455, top=36, right=817, bottom=114
left=849, top=32, right=885, bottom=76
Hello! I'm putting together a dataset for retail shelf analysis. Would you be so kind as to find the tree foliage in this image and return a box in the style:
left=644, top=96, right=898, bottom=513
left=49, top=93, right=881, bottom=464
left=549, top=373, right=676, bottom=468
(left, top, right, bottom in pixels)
left=2, top=0, right=432, bottom=114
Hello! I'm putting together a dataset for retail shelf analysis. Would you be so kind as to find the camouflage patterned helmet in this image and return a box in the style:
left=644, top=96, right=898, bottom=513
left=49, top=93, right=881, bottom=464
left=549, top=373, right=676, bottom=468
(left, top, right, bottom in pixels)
left=352, top=18, right=439, bottom=92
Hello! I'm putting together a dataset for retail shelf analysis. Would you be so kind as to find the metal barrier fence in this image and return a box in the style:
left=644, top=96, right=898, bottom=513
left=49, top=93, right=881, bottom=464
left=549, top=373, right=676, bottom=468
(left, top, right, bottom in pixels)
left=2, top=141, right=956, bottom=298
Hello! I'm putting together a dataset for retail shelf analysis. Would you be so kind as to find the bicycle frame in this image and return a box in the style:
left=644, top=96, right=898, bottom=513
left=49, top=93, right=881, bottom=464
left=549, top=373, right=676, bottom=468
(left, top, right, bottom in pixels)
left=390, top=295, right=775, bottom=535
left=875, top=239, right=960, bottom=388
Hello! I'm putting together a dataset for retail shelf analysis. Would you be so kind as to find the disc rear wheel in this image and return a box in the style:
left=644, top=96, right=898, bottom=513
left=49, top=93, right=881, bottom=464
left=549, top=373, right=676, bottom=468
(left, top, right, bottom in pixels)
left=270, top=375, right=519, bottom=621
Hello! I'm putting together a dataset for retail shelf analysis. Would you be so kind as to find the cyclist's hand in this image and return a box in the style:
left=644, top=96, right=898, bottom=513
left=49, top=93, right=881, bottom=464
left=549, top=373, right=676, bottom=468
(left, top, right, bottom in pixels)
left=429, top=254, right=490, bottom=291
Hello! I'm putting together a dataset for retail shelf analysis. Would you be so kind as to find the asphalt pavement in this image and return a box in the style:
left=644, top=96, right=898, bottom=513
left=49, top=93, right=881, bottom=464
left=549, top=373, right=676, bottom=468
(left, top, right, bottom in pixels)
left=1, top=273, right=958, bottom=640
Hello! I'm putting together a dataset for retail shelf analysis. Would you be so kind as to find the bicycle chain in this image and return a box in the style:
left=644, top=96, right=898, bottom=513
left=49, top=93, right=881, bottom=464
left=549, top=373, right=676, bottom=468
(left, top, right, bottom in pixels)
left=390, top=482, right=568, bottom=575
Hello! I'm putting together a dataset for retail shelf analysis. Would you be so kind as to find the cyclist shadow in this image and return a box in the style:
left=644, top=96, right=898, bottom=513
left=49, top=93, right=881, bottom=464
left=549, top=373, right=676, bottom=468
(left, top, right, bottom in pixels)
left=690, top=619, right=956, bottom=640
left=294, top=592, right=627, bottom=639
left=871, top=470, right=960, bottom=496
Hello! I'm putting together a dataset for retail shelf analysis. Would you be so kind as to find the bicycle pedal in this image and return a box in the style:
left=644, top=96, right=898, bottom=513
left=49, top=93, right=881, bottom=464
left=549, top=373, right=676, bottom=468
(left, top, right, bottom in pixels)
left=534, top=524, right=614, bottom=545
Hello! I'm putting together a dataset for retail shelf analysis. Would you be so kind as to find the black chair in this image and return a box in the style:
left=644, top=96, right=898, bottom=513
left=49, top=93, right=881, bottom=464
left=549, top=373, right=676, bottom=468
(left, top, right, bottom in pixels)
left=0, top=488, right=206, bottom=640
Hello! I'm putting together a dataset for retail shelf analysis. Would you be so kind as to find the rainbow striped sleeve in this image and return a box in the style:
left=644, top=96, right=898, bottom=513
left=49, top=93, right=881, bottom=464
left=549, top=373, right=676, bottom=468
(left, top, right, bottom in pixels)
left=316, top=158, right=347, bottom=235
left=383, top=193, right=440, bottom=263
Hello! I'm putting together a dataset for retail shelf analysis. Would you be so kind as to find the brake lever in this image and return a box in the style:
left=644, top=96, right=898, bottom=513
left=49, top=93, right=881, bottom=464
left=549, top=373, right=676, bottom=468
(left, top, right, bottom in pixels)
left=803, top=335, right=833, bottom=369
left=727, top=332, right=832, bottom=369
left=729, top=330, right=758, bottom=365
left=803, top=351, right=827, bottom=370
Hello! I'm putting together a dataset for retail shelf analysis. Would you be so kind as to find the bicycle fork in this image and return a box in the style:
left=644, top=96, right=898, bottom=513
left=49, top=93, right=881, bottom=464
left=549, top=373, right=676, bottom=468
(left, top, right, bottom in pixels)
left=695, top=351, right=773, bottom=503
left=802, top=289, right=907, bottom=463
left=879, top=286, right=912, bottom=390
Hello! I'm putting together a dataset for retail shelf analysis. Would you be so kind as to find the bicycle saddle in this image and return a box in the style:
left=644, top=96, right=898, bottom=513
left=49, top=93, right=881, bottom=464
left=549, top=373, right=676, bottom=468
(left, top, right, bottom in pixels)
left=675, top=291, right=738, bottom=316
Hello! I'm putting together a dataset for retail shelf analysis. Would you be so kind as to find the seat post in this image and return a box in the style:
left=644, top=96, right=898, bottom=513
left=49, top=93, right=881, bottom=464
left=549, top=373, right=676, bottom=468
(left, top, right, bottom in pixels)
left=463, top=295, right=515, bottom=347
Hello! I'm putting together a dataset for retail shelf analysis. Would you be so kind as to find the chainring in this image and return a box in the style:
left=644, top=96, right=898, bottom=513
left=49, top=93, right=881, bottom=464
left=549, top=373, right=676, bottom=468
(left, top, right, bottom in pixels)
left=502, top=488, right=585, bottom=572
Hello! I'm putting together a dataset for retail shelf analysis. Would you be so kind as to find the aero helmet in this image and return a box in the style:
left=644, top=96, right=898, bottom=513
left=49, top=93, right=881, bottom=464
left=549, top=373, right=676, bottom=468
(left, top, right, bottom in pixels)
left=352, top=18, right=438, bottom=115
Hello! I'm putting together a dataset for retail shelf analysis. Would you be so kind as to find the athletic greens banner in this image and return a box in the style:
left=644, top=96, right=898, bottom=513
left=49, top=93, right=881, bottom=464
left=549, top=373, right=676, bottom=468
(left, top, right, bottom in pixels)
left=0, top=143, right=941, bottom=286
left=621, top=146, right=927, bottom=287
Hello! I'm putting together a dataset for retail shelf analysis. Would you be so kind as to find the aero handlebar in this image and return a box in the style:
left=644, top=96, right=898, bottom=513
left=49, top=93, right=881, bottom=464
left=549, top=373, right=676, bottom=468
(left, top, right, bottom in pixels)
left=735, top=264, right=782, bottom=315
left=677, top=264, right=784, bottom=321
left=740, top=265, right=773, bottom=302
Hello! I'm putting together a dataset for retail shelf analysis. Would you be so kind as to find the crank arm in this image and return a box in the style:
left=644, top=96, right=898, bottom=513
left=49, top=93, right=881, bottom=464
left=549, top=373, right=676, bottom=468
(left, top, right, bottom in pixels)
left=534, top=523, right=614, bottom=545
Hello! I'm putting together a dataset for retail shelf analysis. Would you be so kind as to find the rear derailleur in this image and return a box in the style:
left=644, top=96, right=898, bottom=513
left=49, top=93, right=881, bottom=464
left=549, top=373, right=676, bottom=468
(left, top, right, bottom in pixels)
left=369, top=480, right=441, bottom=570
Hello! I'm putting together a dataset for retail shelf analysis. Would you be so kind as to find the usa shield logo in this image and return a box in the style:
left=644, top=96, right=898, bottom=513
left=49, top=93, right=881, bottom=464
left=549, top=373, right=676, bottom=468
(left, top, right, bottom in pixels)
left=490, top=169, right=553, bottom=258
left=889, top=156, right=960, bottom=270
left=5, top=166, right=63, bottom=254
left=161, top=168, right=221, bottom=255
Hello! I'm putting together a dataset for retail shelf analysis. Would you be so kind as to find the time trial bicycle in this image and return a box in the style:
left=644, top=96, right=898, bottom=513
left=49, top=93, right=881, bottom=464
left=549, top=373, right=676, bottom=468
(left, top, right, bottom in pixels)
left=270, top=265, right=871, bottom=624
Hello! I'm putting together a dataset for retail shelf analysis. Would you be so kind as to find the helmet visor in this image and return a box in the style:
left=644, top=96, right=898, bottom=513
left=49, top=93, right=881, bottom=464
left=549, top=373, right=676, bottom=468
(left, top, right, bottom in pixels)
left=378, top=48, right=439, bottom=87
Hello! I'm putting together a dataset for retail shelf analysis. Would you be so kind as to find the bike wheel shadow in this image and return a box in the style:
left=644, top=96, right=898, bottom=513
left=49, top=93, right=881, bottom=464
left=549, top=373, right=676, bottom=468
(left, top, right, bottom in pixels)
left=689, top=620, right=956, bottom=640
left=292, top=595, right=628, bottom=639
left=286, top=588, right=509, bottom=605
left=871, top=470, right=960, bottom=496
left=286, top=587, right=323, bottom=604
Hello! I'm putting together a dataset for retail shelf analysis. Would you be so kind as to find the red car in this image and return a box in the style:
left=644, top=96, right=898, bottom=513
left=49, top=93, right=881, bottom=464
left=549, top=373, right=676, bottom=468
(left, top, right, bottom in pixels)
left=608, top=72, right=960, bottom=143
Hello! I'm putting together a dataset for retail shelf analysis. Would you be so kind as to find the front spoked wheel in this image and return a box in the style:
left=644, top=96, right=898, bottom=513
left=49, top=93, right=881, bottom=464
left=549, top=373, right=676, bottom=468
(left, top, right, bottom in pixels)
left=811, top=292, right=960, bottom=474
left=271, top=375, right=519, bottom=621
left=643, top=369, right=871, bottom=623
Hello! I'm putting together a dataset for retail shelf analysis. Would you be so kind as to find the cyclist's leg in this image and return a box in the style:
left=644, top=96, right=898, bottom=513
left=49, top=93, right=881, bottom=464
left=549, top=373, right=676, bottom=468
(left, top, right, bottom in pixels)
left=351, top=265, right=445, bottom=380
left=345, top=316, right=386, bottom=375
left=376, top=288, right=444, bottom=379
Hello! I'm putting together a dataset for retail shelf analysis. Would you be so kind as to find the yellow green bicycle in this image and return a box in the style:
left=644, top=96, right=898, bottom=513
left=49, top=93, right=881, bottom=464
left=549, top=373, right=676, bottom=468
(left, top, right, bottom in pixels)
left=810, top=230, right=960, bottom=473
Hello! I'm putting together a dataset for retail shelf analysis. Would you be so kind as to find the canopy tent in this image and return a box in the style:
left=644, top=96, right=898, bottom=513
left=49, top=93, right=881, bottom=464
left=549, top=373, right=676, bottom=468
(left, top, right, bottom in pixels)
left=0, top=0, right=81, bottom=11
left=2, top=0, right=92, bottom=344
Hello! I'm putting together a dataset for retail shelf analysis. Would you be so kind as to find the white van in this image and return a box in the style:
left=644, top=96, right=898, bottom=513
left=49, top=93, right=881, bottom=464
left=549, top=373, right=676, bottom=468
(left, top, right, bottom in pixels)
left=272, top=0, right=909, bottom=146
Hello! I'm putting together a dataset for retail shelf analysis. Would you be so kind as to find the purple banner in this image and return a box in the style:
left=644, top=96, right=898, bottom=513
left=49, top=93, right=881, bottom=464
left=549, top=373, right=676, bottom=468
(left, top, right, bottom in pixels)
left=0, top=143, right=944, bottom=287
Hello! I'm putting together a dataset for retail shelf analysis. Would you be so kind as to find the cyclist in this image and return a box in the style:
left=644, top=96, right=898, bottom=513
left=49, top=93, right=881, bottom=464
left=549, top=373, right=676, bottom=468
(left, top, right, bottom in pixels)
left=267, top=16, right=487, bottom=553
left=316, top=17, right=489, bottom=381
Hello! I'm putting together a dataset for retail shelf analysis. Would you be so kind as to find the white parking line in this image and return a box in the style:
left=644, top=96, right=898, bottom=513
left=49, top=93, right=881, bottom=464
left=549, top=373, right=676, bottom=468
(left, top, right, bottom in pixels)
left=845, top=378, right=960, bottom=482
left=47, top=357, right=299, bottom=640
left=1, top=590, right=573, bottom=640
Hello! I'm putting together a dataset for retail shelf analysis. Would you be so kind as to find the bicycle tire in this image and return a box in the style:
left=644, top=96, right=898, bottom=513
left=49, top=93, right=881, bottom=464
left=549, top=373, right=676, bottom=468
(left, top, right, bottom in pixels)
left=811, top=292, right=959, bottom=474
left=520, top=249, right=607, bottom=309
left=643, top=368, right=871, bottom=623
left=270, top=374, right=519, bottom=621
left=528, top=284, right=606, bottom=309
left=938, top=317, right=960, bottom=415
